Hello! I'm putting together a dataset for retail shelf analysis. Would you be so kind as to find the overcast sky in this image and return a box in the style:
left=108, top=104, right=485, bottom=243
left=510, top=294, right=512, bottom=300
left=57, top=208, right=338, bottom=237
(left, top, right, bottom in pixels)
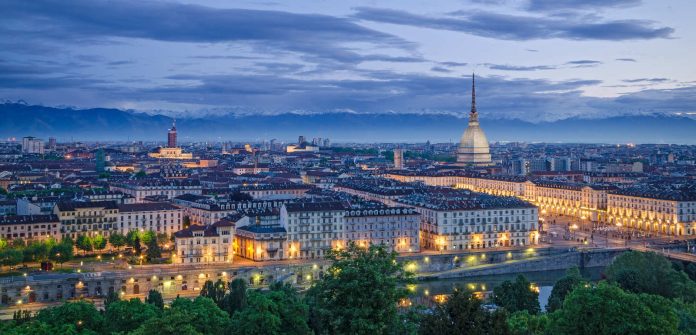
left=1, top=0, right=695, bottom=121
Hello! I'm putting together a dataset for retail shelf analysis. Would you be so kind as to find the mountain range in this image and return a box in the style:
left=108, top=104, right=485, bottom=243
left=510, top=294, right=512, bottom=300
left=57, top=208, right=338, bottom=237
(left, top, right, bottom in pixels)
left=1, top=103, right=695, bottom=144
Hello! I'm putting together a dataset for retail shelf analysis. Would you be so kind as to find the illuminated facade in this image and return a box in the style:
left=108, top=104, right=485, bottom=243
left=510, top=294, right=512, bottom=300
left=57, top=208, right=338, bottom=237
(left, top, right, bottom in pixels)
left=173, top=219, right=235, bottom=264
left=524, top=181, right=613, bottom=222
left=54, top=201, right=120, bottom=239
left=386, top=170, right=696, bottom=237
left=0, top=215, right=61, bottom=242
left=148, top=121, right=193, bottom=159
left=607, top=189, right=696, bottom=236
left=344, top=206, right=420, bottom=253
left=117, top=202, right=183, bottom=236
left=148, top=147, right=193, bottom=160
left=280, top=201, right=348, bottom=259
left=397, top=193, right=539, bottom=250
left=234, top=225, right=287, bottom=261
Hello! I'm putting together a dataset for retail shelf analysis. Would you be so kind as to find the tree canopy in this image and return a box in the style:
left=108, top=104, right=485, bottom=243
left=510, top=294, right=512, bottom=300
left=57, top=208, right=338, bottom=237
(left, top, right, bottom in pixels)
left=491, top=275, right=540, bottom=315
left=546, top=267, right=585, bottom=313
left=305, top=242, right=413, bottom=335
left=419, top=287, right=510, bottom=335
left=546, top=282, right=681, bottom=335
left=606, top=251, right=696, bottom=302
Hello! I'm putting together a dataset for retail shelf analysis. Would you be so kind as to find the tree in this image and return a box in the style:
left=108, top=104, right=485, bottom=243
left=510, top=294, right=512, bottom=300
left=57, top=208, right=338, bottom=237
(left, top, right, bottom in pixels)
left=200, top=279, right=226, bottom=307
left=670, top=300, right=696, bottom=335
left=0, top=238, right=7, bottom=250
left=157, top=233, right=170, bottom=247
left=546, top=283, right=680, bottom=335
left=229, top=291, right=282, bottom=335
left=21, top=243, right=37, bottom=264
left=141, top=230, right=156, bottom=245
left=227, top=282, right=311, bottom=335
left=145, top=235, right=161, bottom=260
left=0, top=248, right=23, bottom=269
left=135, top=170, right=147, bottom=179
left=125, top=230, right=143, bottom=254
left=12, top=309, right=32, bottom=325
left=105, top=298, right=159, bottom=334
left=183, top=216, right=191, bottom=229
left=507, top=311, right=548, bottom=335
left=35, top=301, right=105, bottom=334
left=12, top=238, right=25, bottom=248
left=76, top=235, right=93, bottom=255
left=606, top=251, right=696, bottom=302
left=223, top=278, right=248, bottom=316
left=92, top=234, right=107, bottom=252
left=49, top=241, right=74, bottom=266
left=546, top=267, right=584, bottom=313
left=133, top=235, right=142, bottom=255
left=126, top=230, right=140, bottom=248
left=146, top=289, right=164, bottom=310
left=109, top=233, right=127, bottom=251
left=305, top=242, right=412, bottom=335
left=267, top=282, right=312, bottom=335
left=104, top=290, right=120, bottom=307
left=419, top=288, right=510, bottom=335
left=133, top=297, right=230, bottom=335
left=0, top=320, right=77, bottom=334
left=491, top=275, right=540, bottom=315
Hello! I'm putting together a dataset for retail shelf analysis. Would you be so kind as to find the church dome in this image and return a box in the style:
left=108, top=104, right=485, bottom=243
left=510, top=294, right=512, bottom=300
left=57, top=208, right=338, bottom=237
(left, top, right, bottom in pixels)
left=459, top=124, right=490, bottom=150
left=456, top=74, right=492, bottom=167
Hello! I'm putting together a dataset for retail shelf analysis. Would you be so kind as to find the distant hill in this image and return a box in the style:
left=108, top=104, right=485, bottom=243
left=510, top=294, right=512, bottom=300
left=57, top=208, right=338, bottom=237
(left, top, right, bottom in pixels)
left=1, top=103, right=695, bottom=144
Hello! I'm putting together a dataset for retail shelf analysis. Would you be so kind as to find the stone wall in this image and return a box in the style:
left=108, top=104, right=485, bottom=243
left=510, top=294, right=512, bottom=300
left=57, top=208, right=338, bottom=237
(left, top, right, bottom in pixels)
left=434, top=248, right=629, bottom=279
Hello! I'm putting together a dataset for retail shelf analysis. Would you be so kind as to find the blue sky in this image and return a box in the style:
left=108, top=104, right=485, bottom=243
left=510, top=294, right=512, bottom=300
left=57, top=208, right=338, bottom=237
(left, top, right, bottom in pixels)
left=1, top=0, right=695, bottom=121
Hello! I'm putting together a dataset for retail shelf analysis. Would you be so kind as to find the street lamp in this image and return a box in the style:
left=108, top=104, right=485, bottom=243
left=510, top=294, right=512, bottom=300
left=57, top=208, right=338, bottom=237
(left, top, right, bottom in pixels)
left=570, top=224, right=579, bottom=240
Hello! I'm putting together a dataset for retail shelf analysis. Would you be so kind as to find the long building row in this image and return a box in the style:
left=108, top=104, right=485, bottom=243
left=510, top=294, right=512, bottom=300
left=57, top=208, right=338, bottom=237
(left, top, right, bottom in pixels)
left=385, top=170, right=696, bottom=236
left=173, top=200, right=422, bottom=264
left=1, top=201, right=183, bottom=242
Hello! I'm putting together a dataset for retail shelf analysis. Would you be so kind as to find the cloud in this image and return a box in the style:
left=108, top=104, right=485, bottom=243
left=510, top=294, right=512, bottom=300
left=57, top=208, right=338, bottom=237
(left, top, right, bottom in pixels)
left=254, top=62, right=305, bottom=74
left=485, top=60, right=600, bottom=71
left=431, top=66, right=453, bottom=73
left=0, top=0, right=410, bottom=64
left=622, top=78, right=669, bottom=83
left=486, top=64, right=556, bottom=71
left=616, top=58, right=637, bottom=62
left=439, top=61, right=468, bottom=67
left=566, top=60, right=602, bottom=65
left=527, top=0, right=641, bottom=12
left=565, top=60, right=602, bottom=68
left=107, top=60, right=135, bottom=66
left=352, top=7, right=674, bottom=41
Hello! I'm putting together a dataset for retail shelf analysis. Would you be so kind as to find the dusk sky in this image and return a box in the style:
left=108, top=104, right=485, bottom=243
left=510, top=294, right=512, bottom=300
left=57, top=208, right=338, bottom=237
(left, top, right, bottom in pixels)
left=1, top=0, right=695, bottom=122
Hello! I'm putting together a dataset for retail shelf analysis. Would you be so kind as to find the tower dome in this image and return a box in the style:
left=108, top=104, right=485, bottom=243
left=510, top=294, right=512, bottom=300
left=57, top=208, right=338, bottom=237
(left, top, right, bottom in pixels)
left=457, top=74, right=492, bottom=166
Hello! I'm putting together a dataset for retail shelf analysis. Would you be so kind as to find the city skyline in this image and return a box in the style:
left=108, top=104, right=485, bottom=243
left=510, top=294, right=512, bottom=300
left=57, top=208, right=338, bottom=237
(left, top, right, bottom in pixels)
left=1, top=0, right=696, bottom=124
left=3, top=2, right=696, bottom=333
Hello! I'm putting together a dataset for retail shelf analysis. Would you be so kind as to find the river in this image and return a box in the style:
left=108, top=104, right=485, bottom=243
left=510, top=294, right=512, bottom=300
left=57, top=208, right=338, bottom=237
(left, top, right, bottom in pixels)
left=407, top=267, right=605, bottom=311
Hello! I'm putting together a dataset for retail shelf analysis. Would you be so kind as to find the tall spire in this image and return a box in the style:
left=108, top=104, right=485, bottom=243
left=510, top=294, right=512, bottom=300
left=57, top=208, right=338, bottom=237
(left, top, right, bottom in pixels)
left=469, top=73, right=478, bottom=123
left=471, top=73, right=477, bottom=114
